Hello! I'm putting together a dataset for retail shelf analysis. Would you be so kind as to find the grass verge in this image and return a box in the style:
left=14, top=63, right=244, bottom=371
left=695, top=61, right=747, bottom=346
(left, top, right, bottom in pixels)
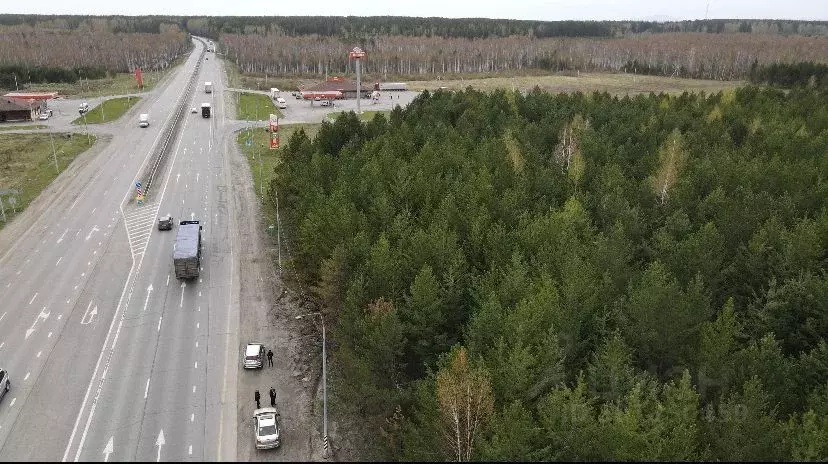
left=22, top=53, right=190, bottom=98
left=236, top=123, right=319, bottom=225
left=0, top=125, right=48, bottom=132
left=0, top=132, right=96, bottom=229
left=407, top=71, right=746, bottom=96
left=327, top=110, right=390, bottom=122
left=72, top=97, right=141, bottom=125
left=232, top=91, right=283, bottom=121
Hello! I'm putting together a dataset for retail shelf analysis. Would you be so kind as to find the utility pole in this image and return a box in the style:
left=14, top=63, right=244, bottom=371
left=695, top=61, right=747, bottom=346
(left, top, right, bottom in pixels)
left=49, top=131, right=59, bottom=174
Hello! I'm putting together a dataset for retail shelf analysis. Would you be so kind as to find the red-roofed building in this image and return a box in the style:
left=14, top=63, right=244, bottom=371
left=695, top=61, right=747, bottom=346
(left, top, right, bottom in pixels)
left=0, top=97, right=36, bottom=122
left=300, top=77, right=372, bottom=100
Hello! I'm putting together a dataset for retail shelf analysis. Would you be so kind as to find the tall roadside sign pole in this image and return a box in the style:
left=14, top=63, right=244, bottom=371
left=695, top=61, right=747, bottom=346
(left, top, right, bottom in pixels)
left=349, top=47, right=366, bottom=115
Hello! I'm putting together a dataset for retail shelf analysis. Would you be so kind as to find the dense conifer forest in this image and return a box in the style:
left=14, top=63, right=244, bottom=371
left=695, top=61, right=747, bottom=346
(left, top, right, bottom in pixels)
left=273, top=86, right=828, bottom=460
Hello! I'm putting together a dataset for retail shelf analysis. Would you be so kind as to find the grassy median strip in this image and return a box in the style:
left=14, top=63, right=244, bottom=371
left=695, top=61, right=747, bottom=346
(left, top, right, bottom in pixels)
left=237, top=124, right=318, bottom=225
left=72, top=96, right=141, bottom=125
left=0, top=133, right=96, bottom=229
left=233, top=91, right=283, bottom=121
left=0, top=124, right=48, bottom=132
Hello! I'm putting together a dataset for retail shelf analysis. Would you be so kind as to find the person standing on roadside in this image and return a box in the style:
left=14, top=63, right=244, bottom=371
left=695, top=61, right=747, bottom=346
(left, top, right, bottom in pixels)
left=269, top=387, right=276, bottom=407
left=267, top=349, right=274, bottom=367
left=255, top=389, right=261, bottom=409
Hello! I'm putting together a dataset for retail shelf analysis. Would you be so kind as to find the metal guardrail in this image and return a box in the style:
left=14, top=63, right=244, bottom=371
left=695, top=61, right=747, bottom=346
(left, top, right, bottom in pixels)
left=141, top=39, right=208, bottom=197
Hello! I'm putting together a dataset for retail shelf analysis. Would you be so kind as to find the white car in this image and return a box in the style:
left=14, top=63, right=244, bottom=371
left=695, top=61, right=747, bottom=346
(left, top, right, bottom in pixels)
left=191, top=107, right=197, bottom=114
left=320, top=100, right=330, bottom=107
left=38, top=112, right=50, bottom=120
left=243, top=343, right=265, bottom=369
left=254, top=408, right=281, bottom=449
left=0, top=369, right=10, bottom=402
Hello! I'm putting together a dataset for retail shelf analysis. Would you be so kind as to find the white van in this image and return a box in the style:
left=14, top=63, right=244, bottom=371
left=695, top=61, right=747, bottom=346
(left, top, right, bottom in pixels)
left=275, top=97, right=287, bottom=109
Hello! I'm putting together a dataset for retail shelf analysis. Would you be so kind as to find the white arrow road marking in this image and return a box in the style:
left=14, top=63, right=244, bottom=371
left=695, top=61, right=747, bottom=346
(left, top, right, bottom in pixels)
left=81, top=301, right=98, bottom=325
left=103, top=437, right=113, bottom=462
left=155, top=430, right=165, bottom=462
left=143, top=284, right=153, bottom=311
left=57, top=228, right=68, bottom=243
left=85, top=225, right=100, bottom=241
left=180, top=282, right=186, bottom=308
left=25, top=307, right=50, bottom=339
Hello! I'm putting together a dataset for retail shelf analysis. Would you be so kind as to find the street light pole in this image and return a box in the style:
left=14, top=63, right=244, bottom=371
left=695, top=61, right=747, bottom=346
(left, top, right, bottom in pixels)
left=296, top=312, right=329, bottom=457
left=49, top=131, right=59, bottom=174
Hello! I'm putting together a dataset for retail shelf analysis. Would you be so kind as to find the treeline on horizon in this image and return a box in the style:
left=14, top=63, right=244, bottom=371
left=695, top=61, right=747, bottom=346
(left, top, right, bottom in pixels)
left=1, top=14, right=827, bottom=39
left=273, top=85, right=828, bottom=461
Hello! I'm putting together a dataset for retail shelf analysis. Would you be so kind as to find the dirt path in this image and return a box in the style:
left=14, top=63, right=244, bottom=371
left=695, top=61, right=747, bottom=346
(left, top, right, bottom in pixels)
left=226, top=87, right=322, bottom=461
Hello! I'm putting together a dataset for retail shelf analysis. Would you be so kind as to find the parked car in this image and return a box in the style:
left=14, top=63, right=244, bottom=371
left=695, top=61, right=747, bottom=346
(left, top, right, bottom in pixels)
left=0, top=369, right=10, bottom=402
left=320, top=100, right=331, bottom=107
left=158, top=215, right=173, bottom=231
left=191, top=107, right=198, bottom=114
left=38, top=112, right=50, bottom=120
left=243, top=343, right=265, bottom=369
left=253, top=407, right=281, bottom=449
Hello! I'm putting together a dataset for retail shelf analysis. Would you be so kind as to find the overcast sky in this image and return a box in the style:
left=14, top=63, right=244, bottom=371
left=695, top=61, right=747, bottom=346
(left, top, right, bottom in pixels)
left=1, top=0, right=825, bottom=21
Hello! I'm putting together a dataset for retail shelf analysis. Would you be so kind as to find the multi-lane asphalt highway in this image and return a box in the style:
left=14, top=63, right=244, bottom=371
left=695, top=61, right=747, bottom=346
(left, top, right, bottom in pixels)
left=0, top=38, right=240, bottom=461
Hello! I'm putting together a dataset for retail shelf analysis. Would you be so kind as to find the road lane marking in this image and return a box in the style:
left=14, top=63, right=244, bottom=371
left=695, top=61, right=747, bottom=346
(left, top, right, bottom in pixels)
left=158, top=315, right=162, bottom=332
left=195, top=341, right=198, bottom=348
left=196, top=322, right=199, bottom=329
left=194, top=361, right=197, bottom=369
left=166, top=274, right=169, bottom=286
left=0, top=312, right=5, bottom=322
left=37, top=351, right=42, bottom=358
left=9, top=398, right=15, bottom=407
left=190, top=413, right=194, bottom=422
left=145, top=378, right=150, bottom=399
left=24, top=372, right=30, bottom=381
left=48, top=332, right=53, bottom=338
left=91, top=207, right=96, bottom=214
left=56, top=257, right=62, bottom=266
left=189, top=445, right=192, bottom=455
left=57, top=228, right=69, bottom=243
left=29, top=292, right=38, bottom=304
left=192, top=385, right=196, bottom=393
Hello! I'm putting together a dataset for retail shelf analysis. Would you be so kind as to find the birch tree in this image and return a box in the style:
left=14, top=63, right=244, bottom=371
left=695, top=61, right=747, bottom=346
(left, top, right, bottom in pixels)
left=436, top=346, right=494, bottom=461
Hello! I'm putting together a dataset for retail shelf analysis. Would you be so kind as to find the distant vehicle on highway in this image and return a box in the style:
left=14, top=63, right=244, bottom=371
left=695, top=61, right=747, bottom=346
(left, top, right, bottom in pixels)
left=243, top=343, right=265, bottom=369
left=275, top=97, right=287, bottom=109
left=191, top=107, right=197, bottom=114
left=78, top=102, right=89, bottom=114
left=0, top=369, right=10, bottom=402
left=204, top=82, right=212, bottom=94
left=254, top=408, right=281, bottom=449
left=157, top=214, right=173, bottom=231
left=373, top=82, right=408, bottom=91
left=139, top=113, right=149, bottom=128
left=201, top=103, right=211, bottom=118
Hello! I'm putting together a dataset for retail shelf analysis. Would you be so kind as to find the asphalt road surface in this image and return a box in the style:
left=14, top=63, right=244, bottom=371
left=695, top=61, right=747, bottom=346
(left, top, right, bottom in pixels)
left=0, top=39, right=240, bottom=461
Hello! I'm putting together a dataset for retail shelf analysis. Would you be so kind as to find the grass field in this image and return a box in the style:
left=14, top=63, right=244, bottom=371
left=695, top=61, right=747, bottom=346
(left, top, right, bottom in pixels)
left=237, top=124, right=319, bottom=224
left=22, top=54, right=188, bottom=98
left=72, top=97, right=141, bottom=125
left=233, top=91, right=283, bottom=121
left=408, top=71, right=746, bottom=96
left=327, top=110, right=390, bottom=121
left=0, top=133, right=96, bottom=229
left=0, top=125, right=47, bottom=132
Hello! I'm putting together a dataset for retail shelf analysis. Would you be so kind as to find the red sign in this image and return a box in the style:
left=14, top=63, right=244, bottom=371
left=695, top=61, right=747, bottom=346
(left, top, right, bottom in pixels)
left=269, top=120, right=279, bottom=149
left=135, top=67, right=143, bottom=88
left=348, top=47, right=366, bottom=59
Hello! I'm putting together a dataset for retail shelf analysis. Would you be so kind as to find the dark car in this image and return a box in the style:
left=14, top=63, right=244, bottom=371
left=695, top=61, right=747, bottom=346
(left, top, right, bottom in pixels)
left=0, top=369, right=10, bottom=402
left=158, top=215, right=174, bottom=231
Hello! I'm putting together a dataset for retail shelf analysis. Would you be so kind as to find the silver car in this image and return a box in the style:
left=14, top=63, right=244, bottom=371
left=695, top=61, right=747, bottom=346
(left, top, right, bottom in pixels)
left=254, top=407, right=281, bottom=449
left=0, top=369, right=10, bottom=402
left=243, top=343, right=265, bottom=369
